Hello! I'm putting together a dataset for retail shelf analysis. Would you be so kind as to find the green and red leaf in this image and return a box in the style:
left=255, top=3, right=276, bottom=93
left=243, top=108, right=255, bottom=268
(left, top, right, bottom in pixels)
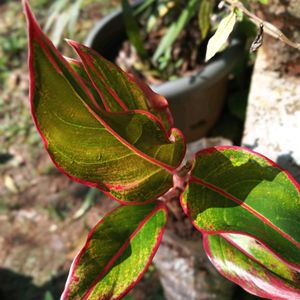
left=24, top=1, right=185, bottom=204
left=61, top=201, right=167, bottom=300
left=203, top=233, right=300, bottom=299
left=66, top=40, right=173, bottom=131
left=181, top=146, right=300, bottom=269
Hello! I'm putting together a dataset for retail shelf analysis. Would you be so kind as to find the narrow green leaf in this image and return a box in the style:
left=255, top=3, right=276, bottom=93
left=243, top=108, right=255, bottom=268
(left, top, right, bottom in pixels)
left=67, top=0, right=83, bottom=35
left=146, top=2, right=174, bottom=33
left=204, top=234, right=300, bottom=299
left=205, top=11, right=237, bottom=62
left=134, top=0, right=156, bottom=16
left=62, top=202, right=168, bottom=300
left=44, top=0, right=68, bottom=32
left=24, top=1, right=185, bottom=203
left=122, top=0, right=147, bottom=59
left=182, top=146, right=300, bottom=268
left=153, top=0, right=199, bottom=62
left=198, top=0, right=212, bottom=40
left=48, top=12, right=69, bottom=46
left=44, top=0, right=83, bottom=46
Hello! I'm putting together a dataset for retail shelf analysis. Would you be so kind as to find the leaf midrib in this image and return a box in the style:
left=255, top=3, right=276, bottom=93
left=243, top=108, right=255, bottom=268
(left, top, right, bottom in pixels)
left=34, top=27, right=179, bottom=175
left=191, top=175, right=300, bottom=249
left=81, top=205, right=165, bottom=299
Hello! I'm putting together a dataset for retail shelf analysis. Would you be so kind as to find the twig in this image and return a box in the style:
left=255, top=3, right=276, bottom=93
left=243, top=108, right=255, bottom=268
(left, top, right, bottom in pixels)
left=224, top=0, right=300, bottom=50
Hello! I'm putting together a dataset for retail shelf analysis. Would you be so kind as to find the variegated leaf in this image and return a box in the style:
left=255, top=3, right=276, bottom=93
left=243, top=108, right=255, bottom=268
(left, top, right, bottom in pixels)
left=62, top=202, right=167, bottom=299
left=24, top=1, right=185, bottom=204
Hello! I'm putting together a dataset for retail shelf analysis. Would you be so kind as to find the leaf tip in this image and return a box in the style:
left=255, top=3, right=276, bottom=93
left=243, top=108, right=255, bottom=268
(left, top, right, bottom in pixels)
left=65, top=38, right=78, bottom=47
left=204, top=53, right=212, bottom=63
left=23, top=0, right=35, bottom=26
left=23, top=0, right=44, bottom=43
left=66, top=39, right=87, bottom=55
left=22, top=0, right=29, bottom=11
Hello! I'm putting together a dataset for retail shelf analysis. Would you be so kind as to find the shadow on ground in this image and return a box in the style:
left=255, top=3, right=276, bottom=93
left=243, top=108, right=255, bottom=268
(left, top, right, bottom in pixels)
left=0, top=268, right=67, bottom=300
left=277, top=153, right=300, bottom=184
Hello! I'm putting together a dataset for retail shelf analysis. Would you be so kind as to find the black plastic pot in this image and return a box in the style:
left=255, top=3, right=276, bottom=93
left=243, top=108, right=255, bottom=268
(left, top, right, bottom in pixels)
left=85, top=8, right=244, bottom=142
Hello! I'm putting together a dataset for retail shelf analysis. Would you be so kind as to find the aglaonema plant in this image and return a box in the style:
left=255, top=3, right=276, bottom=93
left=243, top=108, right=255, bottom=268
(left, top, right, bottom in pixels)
left=23, top=1, right=300, bottom=299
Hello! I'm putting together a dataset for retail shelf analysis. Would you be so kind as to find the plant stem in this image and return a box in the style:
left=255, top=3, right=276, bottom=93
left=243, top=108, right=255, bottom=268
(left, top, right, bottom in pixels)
left=224, top=0, right=300, bottom=50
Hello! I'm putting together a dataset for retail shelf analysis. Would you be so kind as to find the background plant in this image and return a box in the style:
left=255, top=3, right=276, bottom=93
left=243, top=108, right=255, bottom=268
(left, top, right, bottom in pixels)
left=121, top=0, right=300, bottom=83
left=120, top=0, right=264, bottom=81
left=43, top=0, right=118, bottom=46
left=23, top=1, right=300, bottom=299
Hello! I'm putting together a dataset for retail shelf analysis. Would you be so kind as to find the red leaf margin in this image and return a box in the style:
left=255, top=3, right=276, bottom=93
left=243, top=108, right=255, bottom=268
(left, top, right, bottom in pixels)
left=203, top=233, right=300, bottom=299
left=180, top=145, right=300, bottom=272
left=23, top=0, right=186, bottom=205
left=66, top=39, right=174, bottom=131
left=61, top=201, right=168, bottom=300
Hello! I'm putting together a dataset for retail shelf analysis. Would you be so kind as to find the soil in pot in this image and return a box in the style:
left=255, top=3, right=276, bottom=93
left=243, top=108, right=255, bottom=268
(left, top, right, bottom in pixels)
left=115, top=17, right=209, bottom=86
